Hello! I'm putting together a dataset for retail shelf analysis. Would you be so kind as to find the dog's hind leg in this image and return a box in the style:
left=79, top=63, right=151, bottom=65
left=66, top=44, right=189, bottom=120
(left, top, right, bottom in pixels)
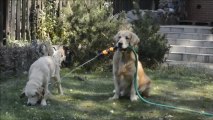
left=54, top=66, right=63, bottom=95
left=142, top=87, right=150, bottom=98
left=55, top=77, right=63, bottom=95
left=141, top=82, right=151, bottom=98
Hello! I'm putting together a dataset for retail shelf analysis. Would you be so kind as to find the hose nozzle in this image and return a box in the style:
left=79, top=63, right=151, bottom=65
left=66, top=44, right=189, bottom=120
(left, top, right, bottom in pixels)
left=101, top=47, right=115, bottom=55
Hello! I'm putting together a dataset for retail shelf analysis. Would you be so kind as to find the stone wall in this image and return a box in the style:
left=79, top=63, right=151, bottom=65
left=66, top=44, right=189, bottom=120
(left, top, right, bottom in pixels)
left=0, top=46, right=38, bottom=74
left=187, top=0, right=213, bottom=22
left=0, top=41, right=53, bottom=75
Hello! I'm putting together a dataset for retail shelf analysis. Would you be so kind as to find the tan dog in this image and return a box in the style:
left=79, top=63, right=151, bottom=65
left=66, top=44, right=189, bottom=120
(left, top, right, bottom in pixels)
left=21, top=54, right=64, bottom=106
left=52, top=45, right=66, bottom=66
left=109, top=30, right=151, bottom=101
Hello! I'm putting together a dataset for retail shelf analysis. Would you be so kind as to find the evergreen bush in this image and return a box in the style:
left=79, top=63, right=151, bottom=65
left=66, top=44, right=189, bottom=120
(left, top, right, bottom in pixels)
left=132, top=13, right=170, bottom=68
left=67, top=0, right=123, bottom=71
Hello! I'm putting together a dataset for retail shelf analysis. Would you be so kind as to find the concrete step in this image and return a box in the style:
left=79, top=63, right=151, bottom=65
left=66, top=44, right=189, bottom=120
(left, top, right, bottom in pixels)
left=166, top=52, right=213, bottom=63
left=160, top=25, right=213, bottom=63
left=168, top=39, right=213, bottom=47
left=160, top=25, right=213, bottom=34
left=161, top=32, right=213, bottom=40
left=170, top=45, right=213, bottom=54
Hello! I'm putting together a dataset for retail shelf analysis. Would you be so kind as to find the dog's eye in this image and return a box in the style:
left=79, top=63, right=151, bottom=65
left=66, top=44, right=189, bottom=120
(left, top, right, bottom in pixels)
left=125, top=36, right=129, bottom=39
left=118, top=36, right=121, bottom=39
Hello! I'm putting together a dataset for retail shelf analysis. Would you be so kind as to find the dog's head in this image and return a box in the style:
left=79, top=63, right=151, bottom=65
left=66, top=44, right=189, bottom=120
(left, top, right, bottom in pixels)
left=114, top=30, right=140, bottom=51
left=52, top=46, right=66, bottom=65
left=20, top=83, right=44, bottom=106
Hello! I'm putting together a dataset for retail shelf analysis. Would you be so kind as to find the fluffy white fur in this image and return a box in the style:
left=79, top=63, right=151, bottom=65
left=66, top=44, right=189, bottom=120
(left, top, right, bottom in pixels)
left=21, top=47, right=65, bottom=106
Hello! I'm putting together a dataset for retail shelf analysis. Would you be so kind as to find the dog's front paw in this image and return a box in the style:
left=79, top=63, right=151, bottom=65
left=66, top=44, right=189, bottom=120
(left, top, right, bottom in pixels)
left=41, top=99, right=47, bottom=106
left=130, top=95, right=138, bottom=101
left=109, top=94, right=119, bottom=100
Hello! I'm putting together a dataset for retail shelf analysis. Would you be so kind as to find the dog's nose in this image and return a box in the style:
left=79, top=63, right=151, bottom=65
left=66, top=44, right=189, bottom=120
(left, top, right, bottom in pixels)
left=27, top=103, right=32, bottom=106
left=118, top=42, right=123, bottom=48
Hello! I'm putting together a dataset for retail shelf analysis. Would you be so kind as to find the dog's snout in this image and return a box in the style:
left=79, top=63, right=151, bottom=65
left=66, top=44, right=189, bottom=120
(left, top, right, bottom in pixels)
left=118, top=42, right=123, bottom=48
left=27, top=103, right=32, bottom=106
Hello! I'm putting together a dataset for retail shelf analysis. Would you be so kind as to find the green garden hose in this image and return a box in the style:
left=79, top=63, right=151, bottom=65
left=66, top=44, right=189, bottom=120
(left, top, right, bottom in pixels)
left=128, top=46, right=213, bottom=117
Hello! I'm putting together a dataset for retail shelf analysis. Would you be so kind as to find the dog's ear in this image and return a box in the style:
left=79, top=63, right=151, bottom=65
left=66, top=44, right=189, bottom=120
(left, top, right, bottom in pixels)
left=130, top=32, right=140, bottom=45
left=36, top=92, right=43, bottom=98
left=36, top=87, right=44, bottom=98
left=113, top=32, right=120, bottom=42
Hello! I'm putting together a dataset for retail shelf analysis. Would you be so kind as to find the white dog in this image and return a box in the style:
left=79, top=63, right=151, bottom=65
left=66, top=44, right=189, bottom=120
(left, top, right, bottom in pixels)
left=109, top=30, right=151, bottom=101
left=21, top=47, right=65, bottom=106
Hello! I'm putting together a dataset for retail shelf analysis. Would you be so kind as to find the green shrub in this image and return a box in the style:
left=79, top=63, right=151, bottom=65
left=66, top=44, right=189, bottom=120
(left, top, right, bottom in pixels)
left=37, top=0, right=69, bottom=44
left=132, top=13, right=170, bottom=68
left=36, top=0, right=168, bottom=70
left=67, top=0, right=123, bottom=71
left=128, top=0, right=170, bottom=68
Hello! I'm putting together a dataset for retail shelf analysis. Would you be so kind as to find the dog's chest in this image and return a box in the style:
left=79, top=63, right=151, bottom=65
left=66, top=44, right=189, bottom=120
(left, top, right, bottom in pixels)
left=118, top=61, right=135, bottom=77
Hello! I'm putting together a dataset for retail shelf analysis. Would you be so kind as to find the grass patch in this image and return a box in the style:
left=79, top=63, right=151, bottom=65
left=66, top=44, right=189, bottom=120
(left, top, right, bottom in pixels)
left=0, top=66, right=213, bottom=120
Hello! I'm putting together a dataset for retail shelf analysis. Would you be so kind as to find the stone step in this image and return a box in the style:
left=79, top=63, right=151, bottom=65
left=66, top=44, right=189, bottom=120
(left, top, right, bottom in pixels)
left=161, top=32, right=213, bottom=40
left=168, top=38, right=213, bottom=47
left=160, top=25, right=213, bottom=34
left=170, top=45, right=213, bottom=54
left=160, top=25, right=213, bottom=63
left=166, top=52, right=213, bottom=63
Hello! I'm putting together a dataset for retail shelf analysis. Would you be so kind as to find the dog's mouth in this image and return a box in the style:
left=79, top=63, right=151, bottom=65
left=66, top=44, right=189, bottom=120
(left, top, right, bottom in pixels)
left=114, top=46, right=128, bottom=51
left=119, top=48, right=127, bottom=52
